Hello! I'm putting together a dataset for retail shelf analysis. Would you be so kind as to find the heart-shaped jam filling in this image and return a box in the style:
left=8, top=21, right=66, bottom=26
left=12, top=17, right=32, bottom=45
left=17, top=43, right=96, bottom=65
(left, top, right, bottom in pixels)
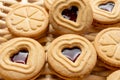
left=99, top=2, right=115, bottom=12
left=11, top=49, right=29, bottom=64
left=62, top=6, right=78, bottom=22
left=62, top=47, right=81, bottom=62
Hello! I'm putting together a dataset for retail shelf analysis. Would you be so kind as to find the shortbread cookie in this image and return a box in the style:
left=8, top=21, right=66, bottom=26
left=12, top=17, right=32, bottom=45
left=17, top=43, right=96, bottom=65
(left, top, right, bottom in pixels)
left=97, top=59, right=118, bottom=70
left=0, top=26, right=14, bottom=44
left=6, top=4, right=49, bottom=38
left=89, top=0, right=120, bottom=28
left=83, top=75, right=106, bottom=80
left=107, top=70, right=120, bottom=80
left=36, top=75, right=62, bottom=80
left=0, top=1, right=13, bottom=25
left=0, top=38, right=46, bottom=80
left=94, top=28, right=120, bottom=68
left=44, top=0, right=55, bottom=10
left=47, top=34, right=97, bottom=79
left=0, top=2, right=15, bottom=44
left=49, top=0, right=93, bottom=35
left=0, top=0, right=44, bottom=5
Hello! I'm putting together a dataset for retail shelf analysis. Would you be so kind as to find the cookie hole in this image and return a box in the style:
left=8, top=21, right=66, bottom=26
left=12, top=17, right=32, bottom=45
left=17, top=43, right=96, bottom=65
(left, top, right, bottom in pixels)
left=10, top=49, right=29, bottom=64
left=98, top=1, right=115, bottom=12
left=61, top=47, right=81, bottom=62
left=62, top=6, right=78, bottom=22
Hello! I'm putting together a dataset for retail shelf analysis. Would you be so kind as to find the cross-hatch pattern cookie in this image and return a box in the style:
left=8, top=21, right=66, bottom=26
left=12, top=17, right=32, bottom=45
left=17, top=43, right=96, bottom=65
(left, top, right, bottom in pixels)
left=94, top=28, right=120, bottom=68
left=6, top=4, right=48, bottom=38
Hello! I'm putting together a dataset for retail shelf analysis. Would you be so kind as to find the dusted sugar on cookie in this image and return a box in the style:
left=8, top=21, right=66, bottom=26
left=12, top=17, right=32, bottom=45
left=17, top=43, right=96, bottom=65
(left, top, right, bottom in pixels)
left=49, top=0, right=93, bottom=35
left=89, top=0, right=120, bottom=28
left=94, top=28, right=120, bottom=69
left=47, top=34, right=97, bottom=79
left=0, top=38, right=46, bottom=80
left=6, top=4, right=49, bottom=38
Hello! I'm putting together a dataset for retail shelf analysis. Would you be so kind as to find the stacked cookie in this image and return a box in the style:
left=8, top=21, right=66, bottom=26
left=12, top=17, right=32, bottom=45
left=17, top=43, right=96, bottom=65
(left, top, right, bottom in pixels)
left=0, top=0, right=120, bottom=80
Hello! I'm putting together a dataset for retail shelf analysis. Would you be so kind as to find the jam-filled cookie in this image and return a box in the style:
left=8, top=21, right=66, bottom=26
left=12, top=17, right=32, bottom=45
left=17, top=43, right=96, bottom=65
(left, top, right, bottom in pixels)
left=0, top=38, right=46, bottom=80
left=89, top=0, right=120, bottom=28
left=49, top=0, right=93, bottom=35
left=94, top=28, right=120, bottom=69
left=107, top=70, right=120, bottom=80
left=47, top=34, right=97, bottom=79
left=6, top=4, right=48, bottom=38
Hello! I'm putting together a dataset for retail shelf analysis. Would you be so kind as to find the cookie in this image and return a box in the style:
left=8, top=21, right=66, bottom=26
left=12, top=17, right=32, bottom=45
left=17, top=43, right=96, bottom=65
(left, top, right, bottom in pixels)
left=89, top=0, right=120, bottom=28
left=0, top=37, right=46, bottom=80
left=97, top=58, right=118, bottom=70
left=6, top=4, right=49, bottom=38
left=83, top=75, right=106, bottom=80
left=36, top=75, right=62, bottom=80
left=49, top=0, right=93, bottom=35
left=0, top=0, right=44, bottom=5
left=94, top=28, right=120, bottom=69
left=107, top=70, right=120, bottom=80
left=0, top=2, right=15, bottom=44
left=47, top=34, right=97, bottom=79
left=44, top=0, right=55, bottom=10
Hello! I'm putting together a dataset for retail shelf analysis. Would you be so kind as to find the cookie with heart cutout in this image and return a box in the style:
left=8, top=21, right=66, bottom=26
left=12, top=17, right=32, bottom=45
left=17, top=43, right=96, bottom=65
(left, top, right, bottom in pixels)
left=6, top=4, right=49, bottom=39
left=0, top=37, right=46, bottom=80
left=47, top=34, right=97, bottom=79
left=89, top=0, right=120, bottom=29
left=49, top=0, right=93, bottom=35
left=94, top=28, right=120, bottom=69
left=107, top=70, right=120, bottom=80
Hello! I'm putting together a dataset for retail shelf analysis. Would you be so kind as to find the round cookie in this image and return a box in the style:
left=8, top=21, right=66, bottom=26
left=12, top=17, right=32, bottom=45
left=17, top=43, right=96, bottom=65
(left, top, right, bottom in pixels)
left=49, top=0, right=93, bottom=35
left=89, top=0, right=120, bottom=28
left=107, top=70, right=120, bottom=80
left=94, top=28, right=120, bottom=68
left=47, top=34, right=97, bottom=79
left=6, top=4, right=49, bottom=38
left=0, top=37, right=46, bottom=80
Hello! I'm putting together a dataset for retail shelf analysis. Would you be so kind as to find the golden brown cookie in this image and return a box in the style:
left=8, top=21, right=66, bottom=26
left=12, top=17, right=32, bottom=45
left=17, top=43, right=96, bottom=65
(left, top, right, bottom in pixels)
left=44, top=0, right=55, bottom=10
left=0, top=0, right=44, bottom=5
left=89, top=0, right=120, bottom=28
left=107, top=70, right=120, bottom=80
left=49, top=0, right=93, bottom=35
left=0, top=2, right=15, bottom=44
left=47, top=34, right=97, bottom=79
left=94, top=28, right=120, bottom=69
left=6, top=4, right=49, bottom=38
left=0, top=37, right=46, bottom=80
left=83, top=75, right=106, bottom=80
